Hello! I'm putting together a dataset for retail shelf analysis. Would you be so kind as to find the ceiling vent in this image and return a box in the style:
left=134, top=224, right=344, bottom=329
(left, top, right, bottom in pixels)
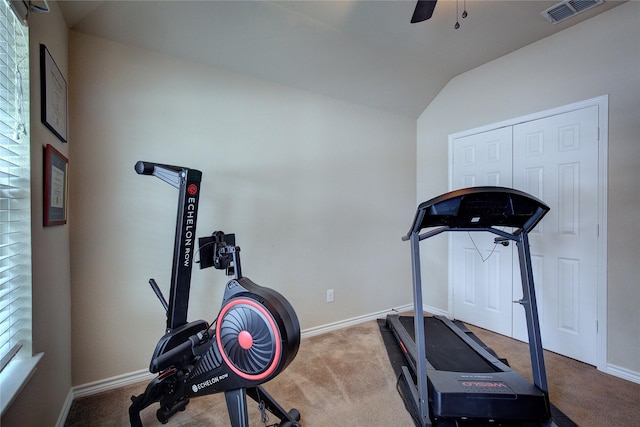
left=541, top=0, right=604, bottom=24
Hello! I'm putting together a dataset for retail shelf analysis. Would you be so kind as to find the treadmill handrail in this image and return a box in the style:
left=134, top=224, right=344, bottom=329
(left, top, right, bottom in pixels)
left=404, top=186, right=549, bottom=239
left=405, top=225, right=523, bottom=243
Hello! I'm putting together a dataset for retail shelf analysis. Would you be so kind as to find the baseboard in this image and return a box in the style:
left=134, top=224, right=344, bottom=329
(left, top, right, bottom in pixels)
left=72, top=368, right=155, bottom=400
left=298, top=303, right=450, bottom=339
left=300, top=304, right=414, bottom=338
left=54, top=389, right=74, bottom=427
left=423, top=304, right=449, bottom=317
left=606, top=363, right=640, bottom=384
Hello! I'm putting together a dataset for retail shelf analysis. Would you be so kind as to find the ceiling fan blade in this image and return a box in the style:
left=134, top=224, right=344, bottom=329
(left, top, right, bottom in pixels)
left=411, top=0, right=437, bottom=23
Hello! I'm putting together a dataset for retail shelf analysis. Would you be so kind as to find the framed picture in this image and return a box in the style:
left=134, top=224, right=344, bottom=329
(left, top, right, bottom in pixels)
left=40, top=44, right=67, bottom=143
left=44, top=144, right=68, bottom=226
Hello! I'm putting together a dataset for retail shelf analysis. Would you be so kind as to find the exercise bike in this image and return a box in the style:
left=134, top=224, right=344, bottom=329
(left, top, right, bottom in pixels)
left=129, top=161, right=301, bottom=427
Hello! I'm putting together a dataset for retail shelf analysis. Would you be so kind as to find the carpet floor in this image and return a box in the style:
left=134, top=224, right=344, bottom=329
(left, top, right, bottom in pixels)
left=65, top=317, right=639, bottom=426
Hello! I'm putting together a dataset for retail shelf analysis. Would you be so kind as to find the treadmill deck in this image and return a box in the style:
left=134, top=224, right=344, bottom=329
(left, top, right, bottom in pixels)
left=387, top=314, right=550, bottom=423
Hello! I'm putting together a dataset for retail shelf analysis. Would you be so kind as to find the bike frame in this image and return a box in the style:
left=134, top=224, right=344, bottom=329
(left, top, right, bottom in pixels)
left=135, top=161, right=202, bottom=331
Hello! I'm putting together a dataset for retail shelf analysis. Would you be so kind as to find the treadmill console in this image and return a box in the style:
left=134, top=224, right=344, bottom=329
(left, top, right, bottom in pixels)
left=407, top=186, right=549, bottom=236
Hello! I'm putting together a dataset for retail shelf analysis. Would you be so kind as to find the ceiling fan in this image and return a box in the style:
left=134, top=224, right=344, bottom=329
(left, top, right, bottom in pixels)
left=411, top=0, right=468, bottom=28
left=411, top=0, right=438, bottom=23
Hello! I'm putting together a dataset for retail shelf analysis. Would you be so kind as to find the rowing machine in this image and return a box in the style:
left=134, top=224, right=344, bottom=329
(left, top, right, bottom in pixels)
left=129, top=161, right=301, bottom=427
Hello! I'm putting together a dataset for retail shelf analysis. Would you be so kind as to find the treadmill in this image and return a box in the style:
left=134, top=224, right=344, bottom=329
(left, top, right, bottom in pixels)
left=387, top=187, right=555, bottom=427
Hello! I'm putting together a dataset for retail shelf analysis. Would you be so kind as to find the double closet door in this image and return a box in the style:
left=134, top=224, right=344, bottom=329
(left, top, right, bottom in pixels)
left=450, top=105, right=600, bottom=365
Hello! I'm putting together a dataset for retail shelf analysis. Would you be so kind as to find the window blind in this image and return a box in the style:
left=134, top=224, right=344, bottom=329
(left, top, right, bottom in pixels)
left=0, top=0, right=31, bottom=374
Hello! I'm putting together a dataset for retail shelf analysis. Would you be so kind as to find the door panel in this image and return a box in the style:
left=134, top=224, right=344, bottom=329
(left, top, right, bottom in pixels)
left=449, top=106, right=600, bottom=366
left=512, top=106, right=599, bottom=365
left=451, top=128, right=513, bottom=336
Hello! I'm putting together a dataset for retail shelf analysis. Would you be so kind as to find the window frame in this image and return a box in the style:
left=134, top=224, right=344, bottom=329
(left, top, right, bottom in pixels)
left=0, top=0, right=41, bottom=415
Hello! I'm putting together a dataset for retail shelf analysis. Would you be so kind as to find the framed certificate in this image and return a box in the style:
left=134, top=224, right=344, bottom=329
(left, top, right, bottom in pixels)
left=40, top=44, right=67, bottom=143
left=44, top=144, right=68, bottom=226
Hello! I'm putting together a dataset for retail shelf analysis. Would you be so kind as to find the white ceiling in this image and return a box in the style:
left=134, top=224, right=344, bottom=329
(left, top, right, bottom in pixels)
left=58, top=0, right=624, bottom=118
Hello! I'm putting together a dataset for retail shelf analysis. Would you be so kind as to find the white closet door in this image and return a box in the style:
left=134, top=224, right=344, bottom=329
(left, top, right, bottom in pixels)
left=451, top=127, right=514, bottom=336
left=512, top=106, right=599, bottom=365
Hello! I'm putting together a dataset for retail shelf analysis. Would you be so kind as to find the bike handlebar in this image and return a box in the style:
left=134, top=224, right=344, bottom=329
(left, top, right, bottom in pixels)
left=135, top=161, right=186, bottom=176
left=150, top=329, right=212, bottom=373
left=150, top=339, right=193, bottom=373
left=134, top=161, right=155, bottom=175
left=135, top=161, right=198, bottom=190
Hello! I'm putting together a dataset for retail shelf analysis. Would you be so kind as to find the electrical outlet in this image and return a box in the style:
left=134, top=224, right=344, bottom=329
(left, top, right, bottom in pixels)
left=326, top=289, right=334, bottom=303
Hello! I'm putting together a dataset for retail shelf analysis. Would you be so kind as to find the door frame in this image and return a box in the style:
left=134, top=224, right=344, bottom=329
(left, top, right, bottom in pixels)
left=447, top=95, right=608, bottom=372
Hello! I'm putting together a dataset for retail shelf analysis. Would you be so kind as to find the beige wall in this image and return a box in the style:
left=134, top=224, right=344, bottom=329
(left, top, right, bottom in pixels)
left=1, top=3, right=73, bottom=427
left=68, top=32, right=416, bottom=385
left=416, top=2, right=640, bottom=375
left=5, top=2, right=639, bottom=424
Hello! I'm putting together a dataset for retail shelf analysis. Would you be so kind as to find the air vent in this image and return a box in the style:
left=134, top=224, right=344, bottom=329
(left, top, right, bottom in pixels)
left=541, top=0, right=604, bottom=23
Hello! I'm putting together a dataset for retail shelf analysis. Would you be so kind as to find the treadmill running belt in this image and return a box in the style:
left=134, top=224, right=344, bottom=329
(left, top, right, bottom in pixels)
left=398, top=316, right=499, bottom=373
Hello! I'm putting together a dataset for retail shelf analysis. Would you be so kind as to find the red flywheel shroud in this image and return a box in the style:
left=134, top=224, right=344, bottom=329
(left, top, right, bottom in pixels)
left=216, top=297, right=283, bottom=381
